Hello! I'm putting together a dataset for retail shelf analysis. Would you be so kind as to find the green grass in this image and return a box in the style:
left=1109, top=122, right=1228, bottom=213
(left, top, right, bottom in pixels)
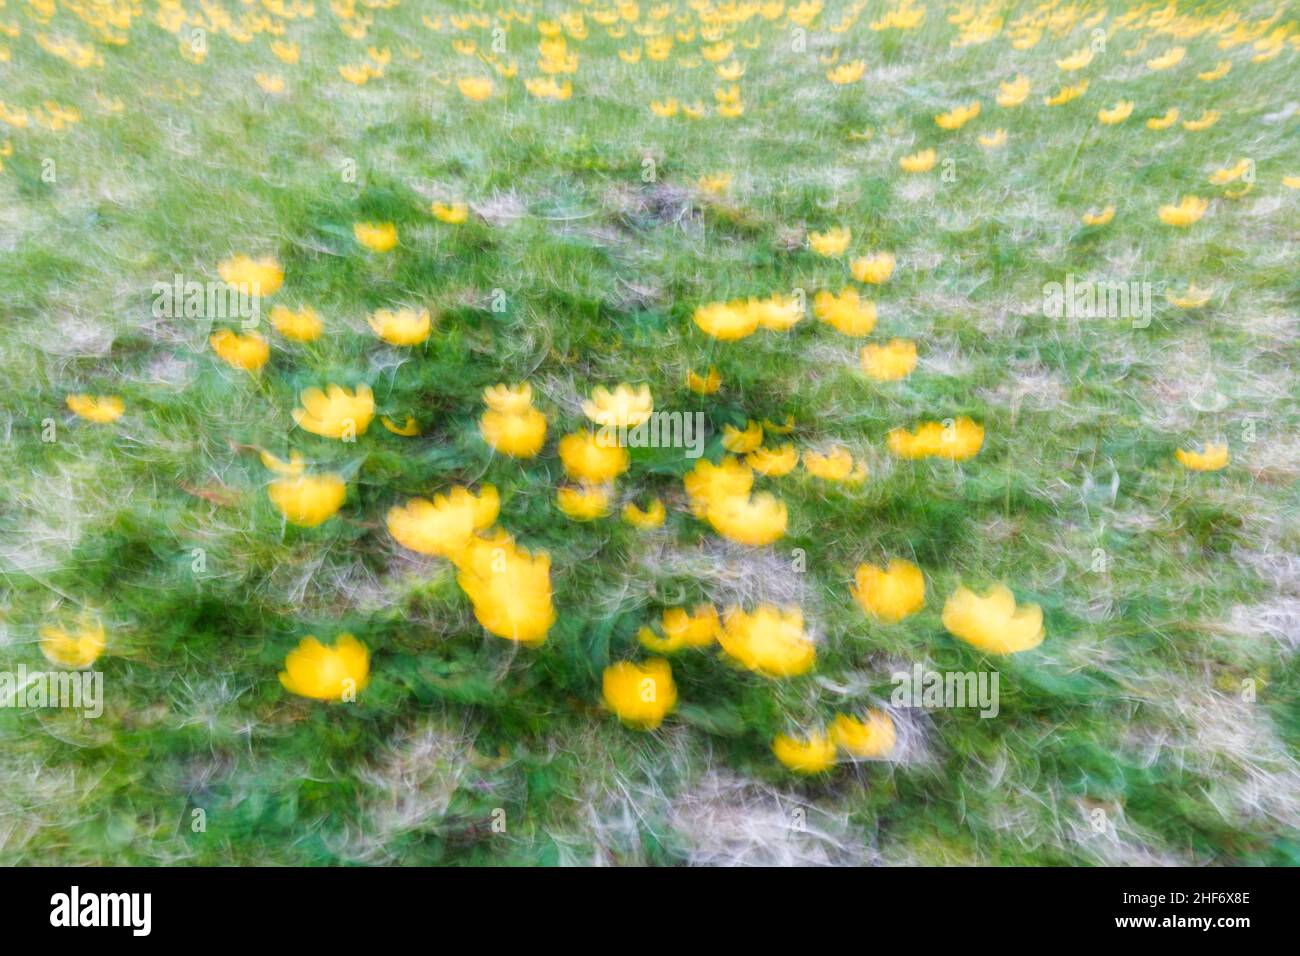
left=1, top=0, right=1298, bottom=865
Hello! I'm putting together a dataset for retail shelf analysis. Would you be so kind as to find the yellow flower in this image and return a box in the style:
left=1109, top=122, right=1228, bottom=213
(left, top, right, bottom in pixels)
left=1097, top=100, right=1133, bottom=125
left=387, top=485, right=499, bottom=556
left=292, top=383, right=375, bottom=439
left=259, top=449, right=305, bottom=476
left=1056, top=46, right=1093, bottom=71
left=1198, top=60, right=1231, bottom=82
left=270, top=40, right=299, bottom=64
left=1044, top=80, right=1087, bottom=106
left=1283, top=175, right=1300, bottom=190
left=830, top=710, right=896, bottom=758
left=1182, top=110, right=1219, bottom=132
left=850, top=252, right=895, bottom=284
left=622, top=498, right=666, bottom=529
left=934, top=100, right=980, bottom=130
left=978, top=128, right=1007, bottom=149
left=270, top=305, right=323, bottom=341
left=353, top=221, right=398, bottom=252
left=721, top=420, right=763, bottom=453
left=697, top=173, right=732, bottom=195
left=900, top=148, right=936, bottom=173
left=827, top=59, right=864, bottom=84
left=66, top=394, right=124, bottom=423
left=860, top=339, right=917, bottom=381
left=1158, top=195, right=1208, bottom=227
left=368, top=307, right=432, bottom=345
left=1082, top=205, right=1115, bottom=226
left=705, top=492, right=787, bottom=546
left=482, top=383, right=534, bottom=414
left=747, top=294, right=804, bottom=331
left=431, top=202, right=469, bottom=224
left=279, top=634, right=370, bottom=701
left=687, top=366, right=721, bottom=394
left=602, top=658, right=677, bottom=729
left=803, top=446, right=858, bottom=482
left=268, top=473, right=347, bottom=527
left=255, top=72, right=285, bottom=94
left=40, top=616, right=106, bottom=668
left=650, top=97, right=679, bottom=117
left=1175, top=443, right=1229, bottom=472
left=480, top=384, right=547, bottom=457
left=887, top=417, right=984, bottom=461
left=772, top=729, right=837, bottom=773
left=582, top=383, right=653, bottom=428
left=456, top=534, right=555, bottom=645
left=557, top=484, right=612, bottom=520
left=996, top=74, right=1029, bottom=107
left=814, top=287, right=877, bottom=336
left=693, top=300, right=759, bottom=340
left=746, top=444, right=799, bottom=476
left=217, top=254, right=283, bottom=296
left=1146, top=108, right=1179, bottom=130
left=457, top=76, right=494, bottom=101
left=209, top=329, right=270, bottom=372
left=662, top=605, right=720, bottom=648
left=1146, top=46, right=1185, bottom=71
left=808, top=226, right=851, bottom=257
left=942, top=584, right=1045, bottom=655
left=720, top=605, right=815, bottom=678
left=381, top=415, right=421, bottom=436
left=559, top=430, right=630, bottom=484
left=684, top=456, right=754, bottom=515
left=1209, top=159, right=1252, bottom=185
left=764, top=415, right=796, bottom=435
left=1166, top=284, right=1212, bottom=309
left=851, top=559, right=925, bottom=622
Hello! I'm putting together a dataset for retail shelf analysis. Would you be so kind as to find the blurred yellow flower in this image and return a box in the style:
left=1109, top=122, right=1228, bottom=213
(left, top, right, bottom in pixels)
left=622, top=498, right=666, bottom=529
left=705, top=492, right=787, bottom=545
left=66, top=394, right=124, bottom=423
left=830, top=710, right=896, bottom=758
left=456, top=534, right=555, bottom=645
left=209, top=329, right=269, bottom=372
left=602, top=658, right=677, bottom=729
left=268, top=473, right=347, bottom=527
left=40, top=616, right=106, bottom=668
left=721, top=420, right=763, bottom=453
left=292, top=384, right=374, bottom=439
left=887, top=417, right=983, bottom=460
left=1082, top=205, right=1115, bottom=226
left=942, top=585, right=1044, bottom=655
left=457, top=76, right=494, bottom=101
left=772, top=729, right=836, bottom=773
left=559, top=430, right=630, bottom=483
left=431, top=202, right=469, bottom=223
left=860, top=339, right=917, bottom=381
left=368, top=307, right=431, bottom=345
left=270, top=305, right=323, bottom=341
left=1166, top=284, right=1212, bottom=309
left=480, top=383, right=547, bottom=458
left=353, top=221, right=398, bottom=252
left=1146, top=108, right=1178, bottom=130
left=900, top=148, right=936, bottom=172
left=582, top=383, right=653, bottom=428
left=720, top=605, right=814, bottom=678
left=1098, top=100, right=1133, bottom=125
left=1158, top=195, right=1208, bottom=227
left=808, top=226, right=851, bottom=257
left=814, top=287, right=877, bottom=336
left=279, top=634, right=370, bottom=701
left=684, top=456, right=753, bottom=515
left=693, top=300, right=758, bottom=340
left=687, top=366, right=721, bottom=394
left=850, top=252, right=895, bottom=284
left=381, top=416, right=421, bottom=436
left=1175, top=443, right=1229, bottom=472
left=388, top=485, right=499, bottom=556
left=851, top=559, right=925, bottom=622
left=557, top=484, right=613, bottom=520
left=218, top=254, right=283, bottom=296
left=746, top=444, right=799, bottom=476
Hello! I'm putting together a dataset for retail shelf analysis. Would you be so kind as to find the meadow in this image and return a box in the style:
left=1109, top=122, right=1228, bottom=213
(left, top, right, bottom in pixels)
left=1, top=0, right=1298, bottom=866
